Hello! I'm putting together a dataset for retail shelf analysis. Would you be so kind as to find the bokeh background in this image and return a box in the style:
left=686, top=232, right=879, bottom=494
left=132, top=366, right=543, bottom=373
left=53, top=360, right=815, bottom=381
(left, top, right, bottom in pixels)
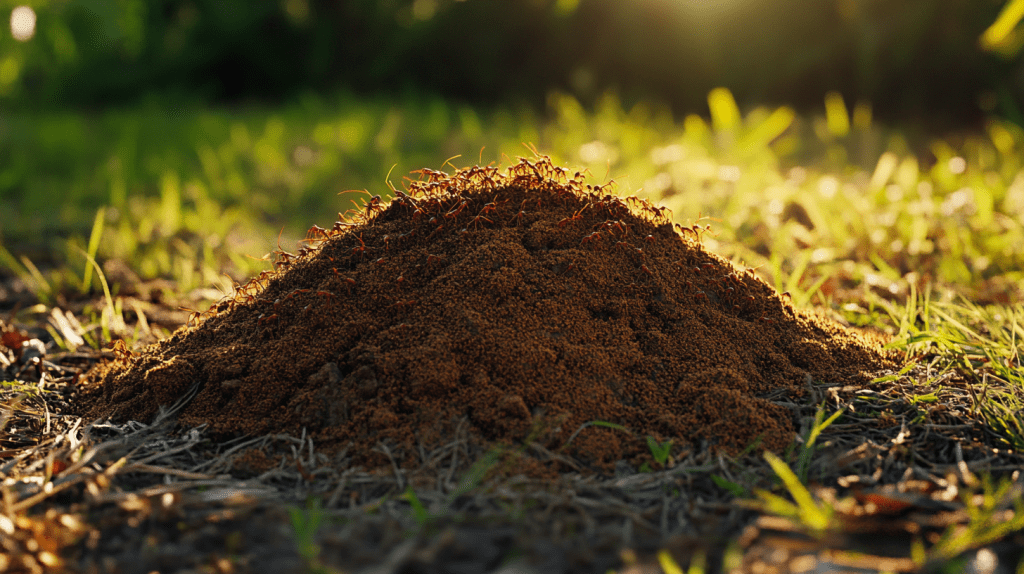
left=2, top=0, right=1023, bottom=306
left=3, top=0, right=1023, bottom=123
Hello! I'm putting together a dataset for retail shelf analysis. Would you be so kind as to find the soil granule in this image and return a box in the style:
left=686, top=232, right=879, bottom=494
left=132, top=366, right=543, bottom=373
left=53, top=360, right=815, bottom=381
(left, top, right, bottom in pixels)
left=76, top=157, right=895, bottom=473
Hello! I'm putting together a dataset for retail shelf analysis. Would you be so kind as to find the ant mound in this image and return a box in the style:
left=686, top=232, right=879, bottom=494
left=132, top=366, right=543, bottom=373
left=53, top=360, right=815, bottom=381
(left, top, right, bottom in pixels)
left=77, top=158, right=895, bottom=473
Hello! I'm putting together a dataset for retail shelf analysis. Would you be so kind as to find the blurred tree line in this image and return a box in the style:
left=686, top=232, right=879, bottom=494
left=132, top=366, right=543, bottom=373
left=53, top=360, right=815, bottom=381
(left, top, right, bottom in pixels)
left=1, top=0, right=1021, bottom=127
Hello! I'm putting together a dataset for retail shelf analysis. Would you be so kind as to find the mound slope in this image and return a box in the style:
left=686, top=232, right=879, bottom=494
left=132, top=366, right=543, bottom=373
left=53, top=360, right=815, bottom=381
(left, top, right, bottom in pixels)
left=77, top=158, right=894, bottom=472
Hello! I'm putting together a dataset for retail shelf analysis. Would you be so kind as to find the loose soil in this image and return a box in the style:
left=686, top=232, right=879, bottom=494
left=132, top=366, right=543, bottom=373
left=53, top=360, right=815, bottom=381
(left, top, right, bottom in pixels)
left=75, top=157, right=895, bottom=473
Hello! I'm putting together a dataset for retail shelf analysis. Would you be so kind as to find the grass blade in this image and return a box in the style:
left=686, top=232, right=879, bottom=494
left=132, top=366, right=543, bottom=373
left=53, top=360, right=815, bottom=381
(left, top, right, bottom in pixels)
left=82, top=207, right=106, bottom=293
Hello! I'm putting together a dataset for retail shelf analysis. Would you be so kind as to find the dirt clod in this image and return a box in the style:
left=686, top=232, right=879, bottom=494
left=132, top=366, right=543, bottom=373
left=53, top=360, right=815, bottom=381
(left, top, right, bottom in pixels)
left=76, top=157, right=895, bottom=473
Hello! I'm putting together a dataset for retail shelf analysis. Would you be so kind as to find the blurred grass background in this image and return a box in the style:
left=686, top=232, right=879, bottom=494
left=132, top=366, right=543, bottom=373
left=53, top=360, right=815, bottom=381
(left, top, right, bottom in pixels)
left=1, top=0, right=1023, bottom=307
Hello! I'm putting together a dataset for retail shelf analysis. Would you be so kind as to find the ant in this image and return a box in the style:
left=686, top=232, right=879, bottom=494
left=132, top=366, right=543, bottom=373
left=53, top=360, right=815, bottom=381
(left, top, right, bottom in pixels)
left=362, top=195, right=384, bottom=219
left=272, top=229, right=297, bottom=271
left=691, top=224, right=719, bottom=243
left=557, top=207, right=587, bottom=228
left=180, top=306, right=202, bottom=328
left=284, top=289, right=310, bottom=302
left=333, top=268, right=357, bottom=292
left=469, top=215, right=492, bottom=229
left=351, top=234, right=368, bottom=258
left=333, top=218, right=357, bottom=233
left=410, top=167, right=448, bottom=182
left=478, top=200, right=504, bottom=217
left=110, top=339, right=134, bottom=362
left=446, top=199, right=470, bottom=219
left=509, top=207, right=528, bottom=226
left=304, top=225, right=331, bottom=244
left=648, top=204, right=672, bottom=223
left=580, top=232, right=602, bottom=248
left=595, top=219, right=629, bottom=236
left=316, top=291, right=336, bottom=308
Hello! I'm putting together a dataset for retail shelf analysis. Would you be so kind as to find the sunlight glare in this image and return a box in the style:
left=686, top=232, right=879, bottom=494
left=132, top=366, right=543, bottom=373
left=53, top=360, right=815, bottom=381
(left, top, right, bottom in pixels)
left=10, top=5, right=36, bottom=42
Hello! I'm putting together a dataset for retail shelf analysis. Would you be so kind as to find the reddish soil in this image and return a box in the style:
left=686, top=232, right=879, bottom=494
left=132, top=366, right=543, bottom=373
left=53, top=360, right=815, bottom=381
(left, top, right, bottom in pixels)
left=75, top=157, right=895, bottom=473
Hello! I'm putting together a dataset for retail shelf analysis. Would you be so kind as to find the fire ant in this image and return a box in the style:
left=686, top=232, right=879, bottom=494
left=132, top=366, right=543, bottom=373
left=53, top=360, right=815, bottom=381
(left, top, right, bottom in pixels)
left=257, top=313, right=279, bottom=327
left=469, top=215, right=492, bottom=229
left=692, top=224, right=719, bottom=242
left=333, top=218, right=357, bottom=233
left=272, top=250, right=296, bottom=271
left=426, top=254, right=442, bottom=265
left=180, top=306, right=202, bottom=328
left=409, top=167, right=448, bottom=182
left=580, top=232, right=602, bottom=248
left=362, top=195, right=384, bottom=219
left=110, top=339, right=134, bottom=362
left=639, top=264, right=654, bottom=276
left=304, top=225, right=331, bottom=244
left=649, top=204, right=672, bottom=222
left=283, top=289, right=310, bottom=303
left=351, top=234, right=368, bottom=257
left=595, top=219, right=629, bottom=236
left=446, top=199, right=470, bottom=218
left=509, top=207, right=528, bottom=226
left=675, top=223, right=699, bottom=241
left=316, top=291, right=336, bottom=308
left=478, top=200, right=504, bottom=216
left=557, top=207, right=587, bottom=228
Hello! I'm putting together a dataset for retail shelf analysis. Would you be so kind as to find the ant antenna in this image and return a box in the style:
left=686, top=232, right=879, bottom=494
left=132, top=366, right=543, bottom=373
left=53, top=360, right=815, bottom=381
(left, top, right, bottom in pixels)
left=384, top=163, right=399, bottom=192
left=441, top=154, right=462, bottom=171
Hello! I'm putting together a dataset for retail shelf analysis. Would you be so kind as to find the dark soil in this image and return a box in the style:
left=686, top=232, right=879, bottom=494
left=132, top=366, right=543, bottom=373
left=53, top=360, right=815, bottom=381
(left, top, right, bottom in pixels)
left=75, top=157, right=895, bottom=474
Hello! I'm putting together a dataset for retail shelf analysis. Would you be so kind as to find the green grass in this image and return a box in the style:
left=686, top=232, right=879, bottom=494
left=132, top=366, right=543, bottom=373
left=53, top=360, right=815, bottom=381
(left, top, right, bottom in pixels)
left=2, top=88, right=1023, bottom=309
